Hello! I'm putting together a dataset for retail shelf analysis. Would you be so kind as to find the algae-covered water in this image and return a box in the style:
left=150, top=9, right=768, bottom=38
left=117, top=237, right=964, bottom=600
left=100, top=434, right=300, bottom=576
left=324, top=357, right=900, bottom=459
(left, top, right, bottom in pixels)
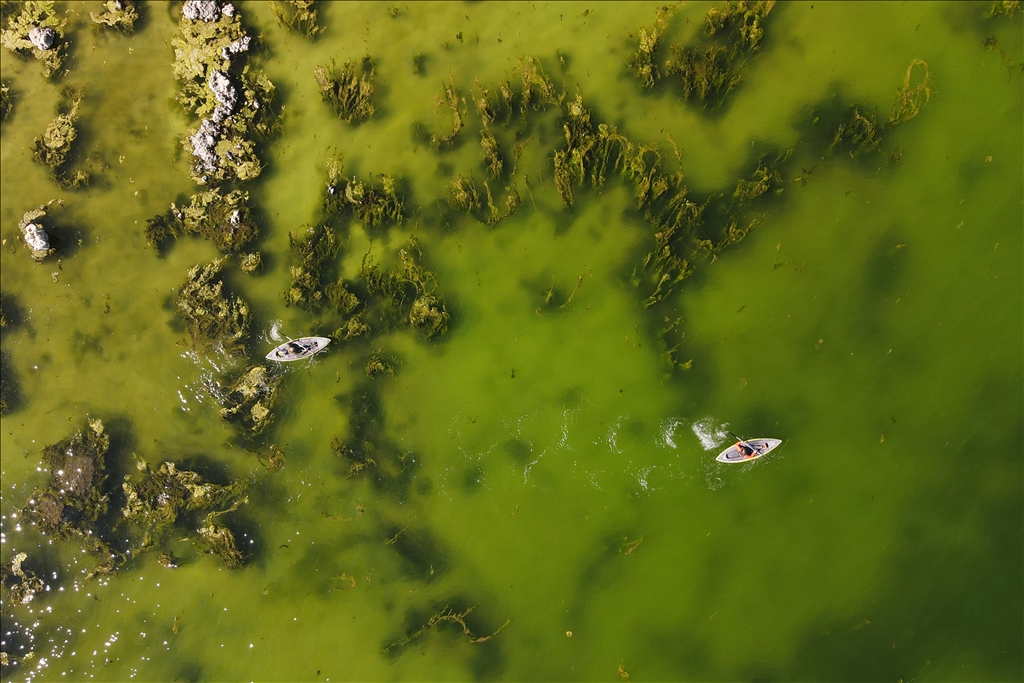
left=1, top=2, right=1022, bottom=681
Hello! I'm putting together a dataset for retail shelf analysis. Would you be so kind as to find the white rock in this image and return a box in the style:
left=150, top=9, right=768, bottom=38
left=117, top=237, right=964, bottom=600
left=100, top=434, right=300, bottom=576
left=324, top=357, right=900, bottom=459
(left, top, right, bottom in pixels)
left=28, top=27, right=56, bottom=51
left=22, top=222, right=50, bottom=257
left=182, top=0, right=221, bottom=22
left=208, top=70, right=238, bottom=118
left=189, top=119, right=220, bottom=172
left=220, top=35, right=251, bottom=61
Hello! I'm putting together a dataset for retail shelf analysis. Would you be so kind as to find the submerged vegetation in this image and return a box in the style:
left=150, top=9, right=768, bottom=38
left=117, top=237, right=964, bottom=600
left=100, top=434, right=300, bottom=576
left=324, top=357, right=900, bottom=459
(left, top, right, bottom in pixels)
left=20, top=418, right=252, bottom=572
left=0, top=0, right=67, bottom=79
left=828, top=60, right=932, bottom=159
left=315, top=57, right=376, bottom=123
left=284, top=223, right=359, bottom=312
left=360, top=241, right=450, bottom=337
left=385, top=603, right=510, bottom=653
left=889, top=59, right=933, bottom=124
left=271, top=0, right=323, bottom=37
left=324, top=154, right=404, bottom=228
left=175, top=258, right=251, bottom=355
left=90, top=0, right=140, bottom=33
left=123, top=460, right=249, bottom=567
left=432, top=75, right=465, bottom=147
left=631, top=1, right=776, bottom=107
left=217, top=364, right=282, bottom=436
left=1, top=80, right=12, bottom=123
left=2, top=552, right=45, bottom=606
left=0, top=5, right=959, bottom=677
left=145, top=188, right=260, bottom=254
left=31, top=87, right=88, bottom=187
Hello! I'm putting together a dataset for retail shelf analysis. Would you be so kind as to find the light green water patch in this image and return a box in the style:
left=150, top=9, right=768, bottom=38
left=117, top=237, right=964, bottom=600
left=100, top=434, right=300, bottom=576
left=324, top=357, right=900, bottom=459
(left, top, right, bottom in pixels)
left=2, top=1, right=1022, bottom=681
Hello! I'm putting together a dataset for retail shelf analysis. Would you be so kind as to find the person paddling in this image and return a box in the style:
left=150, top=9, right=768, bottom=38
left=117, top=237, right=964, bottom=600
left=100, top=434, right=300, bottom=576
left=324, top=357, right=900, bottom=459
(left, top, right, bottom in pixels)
left=728, top=431, right=758, bottom=457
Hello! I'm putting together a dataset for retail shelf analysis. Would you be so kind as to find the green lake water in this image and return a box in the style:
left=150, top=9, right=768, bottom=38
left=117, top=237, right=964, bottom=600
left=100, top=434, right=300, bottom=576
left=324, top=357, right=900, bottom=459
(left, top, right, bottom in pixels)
left=1, top=1, right=1021, bottom=681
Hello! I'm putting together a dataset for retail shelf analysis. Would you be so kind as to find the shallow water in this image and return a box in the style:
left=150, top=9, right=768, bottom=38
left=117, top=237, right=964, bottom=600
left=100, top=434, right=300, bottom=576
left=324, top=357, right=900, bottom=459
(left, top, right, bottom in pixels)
left=1, top=2, right=1021, bottom=681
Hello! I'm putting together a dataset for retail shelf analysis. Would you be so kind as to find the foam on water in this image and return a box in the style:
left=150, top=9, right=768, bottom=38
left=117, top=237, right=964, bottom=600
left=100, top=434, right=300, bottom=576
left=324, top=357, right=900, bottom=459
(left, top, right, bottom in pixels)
left=691, top=416, right=729, bottom=451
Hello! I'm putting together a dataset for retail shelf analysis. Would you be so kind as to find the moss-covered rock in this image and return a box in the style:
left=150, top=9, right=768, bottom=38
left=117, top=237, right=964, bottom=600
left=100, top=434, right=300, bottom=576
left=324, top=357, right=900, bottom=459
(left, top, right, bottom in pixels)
left=23, top=419, right=110, bottom=542
left=217, top=364, right=281, bottom=435
left=18, top=203, right=56, bottom=262
left=172, top=2, right=279, bottom=184
left=31, top=87, right=88, bottom=187
left=0, top=1, right=67, bottom=79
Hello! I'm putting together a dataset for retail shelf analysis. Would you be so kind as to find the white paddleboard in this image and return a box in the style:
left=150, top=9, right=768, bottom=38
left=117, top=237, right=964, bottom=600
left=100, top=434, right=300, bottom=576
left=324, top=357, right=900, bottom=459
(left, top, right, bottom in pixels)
left=265, top=336, right=331, bottom=362
left=716, top=438, right=781, bottom=463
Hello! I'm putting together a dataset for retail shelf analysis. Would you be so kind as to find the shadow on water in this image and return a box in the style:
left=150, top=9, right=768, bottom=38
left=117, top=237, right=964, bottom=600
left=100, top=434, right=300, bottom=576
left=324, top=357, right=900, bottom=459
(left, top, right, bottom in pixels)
left=46, top=216, right=89, bottom=261
left=783, top=376, right=1023, bottom=681
left=173, top=660, right=204, bottom=683
left=383, top=523, right=450, bottom=582
left=331, top=382, right=420, bottom=500
left=564, top=528, right=649, bottom=630
left=0, top=348, right=24, bottom=414
left=383, top=593, right=508, bottom=680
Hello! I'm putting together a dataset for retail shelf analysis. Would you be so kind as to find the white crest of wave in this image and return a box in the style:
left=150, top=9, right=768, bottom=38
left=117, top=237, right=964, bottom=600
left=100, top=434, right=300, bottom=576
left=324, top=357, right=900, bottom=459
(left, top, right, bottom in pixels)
left=660, top=418, right=684, bottom=449
left=691, top=417, right=729, bottom=451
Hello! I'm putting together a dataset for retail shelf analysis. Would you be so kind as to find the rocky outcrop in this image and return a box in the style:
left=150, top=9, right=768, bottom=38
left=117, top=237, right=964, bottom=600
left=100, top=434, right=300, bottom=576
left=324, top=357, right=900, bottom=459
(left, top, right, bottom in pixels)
left=27, top=26, right=55, bottom=50
left=18, top=204, right=56, bottom=262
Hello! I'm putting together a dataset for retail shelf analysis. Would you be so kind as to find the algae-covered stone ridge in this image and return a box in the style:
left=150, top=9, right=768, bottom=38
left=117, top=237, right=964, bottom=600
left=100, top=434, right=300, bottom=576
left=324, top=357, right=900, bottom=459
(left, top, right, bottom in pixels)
left=16, top=418, right=252, bottom=572
left=1, top=1, right=68, bottom=79
left=173, top=0, right=278, bottom=184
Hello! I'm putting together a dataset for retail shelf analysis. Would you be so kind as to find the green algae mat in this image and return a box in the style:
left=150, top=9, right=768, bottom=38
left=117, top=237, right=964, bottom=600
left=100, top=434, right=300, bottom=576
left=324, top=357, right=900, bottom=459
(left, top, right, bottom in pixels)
left=1, top=1, right=1021, bottom=680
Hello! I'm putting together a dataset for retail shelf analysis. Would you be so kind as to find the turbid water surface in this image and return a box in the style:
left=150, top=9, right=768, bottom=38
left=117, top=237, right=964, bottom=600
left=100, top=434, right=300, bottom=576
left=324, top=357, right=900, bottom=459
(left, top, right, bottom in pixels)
left=1, top=2, right=1021, bottom=681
